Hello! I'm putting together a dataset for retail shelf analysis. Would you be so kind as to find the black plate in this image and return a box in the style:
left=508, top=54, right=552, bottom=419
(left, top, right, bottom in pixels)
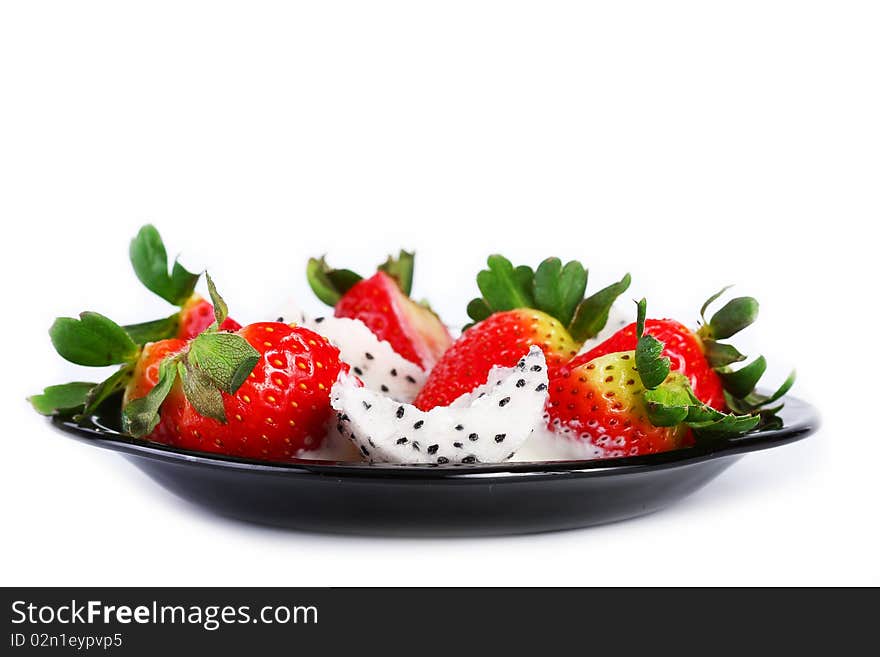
left=51, top=396, right=819, bottom=536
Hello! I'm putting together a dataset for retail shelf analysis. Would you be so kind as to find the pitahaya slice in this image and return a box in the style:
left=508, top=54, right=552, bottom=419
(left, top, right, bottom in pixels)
left=302, top=315, right=427, bottom=403
left=330, top=346, right=550, bottom=464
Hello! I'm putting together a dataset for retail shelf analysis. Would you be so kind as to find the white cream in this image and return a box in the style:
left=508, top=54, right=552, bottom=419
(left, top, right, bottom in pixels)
left=512, top=413, right=610, bottom=462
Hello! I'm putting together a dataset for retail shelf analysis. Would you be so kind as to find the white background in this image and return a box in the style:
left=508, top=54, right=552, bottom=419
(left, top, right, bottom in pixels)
left=1, top=1, right=876, bottom=586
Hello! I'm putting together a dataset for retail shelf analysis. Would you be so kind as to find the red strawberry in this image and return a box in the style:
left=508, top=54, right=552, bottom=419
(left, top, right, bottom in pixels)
left=177, top=294, right=242, bottom=340
left=114, top=274, right=348, bottom=461
left=545, top=296, right=785, bottom=457
left=413, top=255, right=631, bottom=410
left=548, top=350, right=689, bottom=456
left=565, top=289, right=765, bottom=411
left=415, top=309, right=579, bottom=409
left=124, top=338, right=188, bottom=402
left=307, top=252, right=452, bottom=369
left=569, top=318, right=726, bottom=409
left=124, top=322, right=344, bottom=460
left=334, top=272, right=449, bottom=368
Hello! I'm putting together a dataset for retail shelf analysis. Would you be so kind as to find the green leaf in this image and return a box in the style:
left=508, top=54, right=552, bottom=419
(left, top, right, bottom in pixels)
left=641, top=373, right=764, bottom=440
left=476, top=255, right=534, bottom=311
left=122, top=358, right=178, bottom=437
left=326, top=268, right=363, bottom=295
left=761, top=369, right=797, bottom=405
left=635, top=297, right=647, bottom=339
left=179, top=361, right=226, bottom=423
left=696, top=286, right=788, bottom=429
left=703, top=339, right=747, bottom=368
left=378, top=250, right=415, bottom=296
left=737, top=370, right=797, bottom=410
left=83, top=365, right=134, bottom=415
left=718, top=355, right=767, bottom=398
left=699, top=285, right=734, bottom=324
left=129, top=225, right=199, bottom=306
left=533, top=257, right=564, bottom=321
left=568, top=273, right=632, bottom=342
left=723, top=391, right=752, bottom=415
left=758, top=413, right=785, bottom=431
left=187, top=332, right=260, bottom=394
left=306, top=256, right=362, bottom=306
left=514, top=266, right=536, bottom=306
left=49, top=312, right=139, bottom=366
left=636, top=335, right=670, bottom=389
left=690, top=413, right=760, bottom=439
left=683, top=401, right=726, bottom=424
left=28, top=382, right=95, bottom=416
left=123, top=314, right=180, bottom=345
left=468, top=255, right=628, bottom=340
left=205, top=273, right=228, bottom=329
left=558, top=261, right=588, bottom=327
left=533, top=258, right=589, bottom=327
left=643, top=376, right=693, bottom=426
left=466, top=298, right=492, bottom=324
left=709, top=297, right=759, bottom=340
left=633, top=298, right=670, bottom=389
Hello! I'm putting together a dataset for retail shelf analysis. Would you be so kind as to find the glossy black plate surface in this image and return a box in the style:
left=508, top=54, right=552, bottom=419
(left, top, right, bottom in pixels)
left=51, top=396, right=818, bottom=536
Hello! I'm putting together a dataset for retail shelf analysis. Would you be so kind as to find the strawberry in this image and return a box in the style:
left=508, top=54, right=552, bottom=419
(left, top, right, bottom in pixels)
left=569, top=318, right=726, bottom=409
left=31, top=273, right=345, bottom=462
left=307, top=252, right=452, bottom=368
left=545, top=298, right=794, bottom=456
left=565, top=287, right=768, bottom=411
left=414, top=309, right=579, bottom=410
left=29, top=224, right=798, bottom=467
left=123, top=322, right=343, bottom=459
left=126, top=225, right=240, bottom=342
left=413, top=255, right=631, bottom=410
left=30, top=225, right=246, bottom=420
left=124, top=338, right=188, bottom=402
left=548, top=350, right=689, bottom=456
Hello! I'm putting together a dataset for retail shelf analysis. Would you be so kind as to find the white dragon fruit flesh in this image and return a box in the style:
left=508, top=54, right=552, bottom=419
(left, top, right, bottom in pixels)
left=301, top=314, right=427, bottom=403
left=330, top=346, right=549, bottom=464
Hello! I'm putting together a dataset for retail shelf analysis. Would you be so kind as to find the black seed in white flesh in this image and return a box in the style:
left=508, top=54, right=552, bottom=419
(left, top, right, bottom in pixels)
left=330, top=346, right=550, bottom=465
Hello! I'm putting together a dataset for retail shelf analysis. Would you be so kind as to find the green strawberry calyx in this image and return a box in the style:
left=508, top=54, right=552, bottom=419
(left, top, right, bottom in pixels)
left=633, top=298, right=793, bottom=439
left=695, top=287, right=797, bottom=429
left=121, top=274, right=259, bottom=437
left=29, top=311, right=143, bottom=419
left=464, top=255, right=631, bottom=342
left=306, top=250, right=415, bottom=306
left=31, top=224, right=245, bottom=420
left=30, top=275, right=260, bottom=439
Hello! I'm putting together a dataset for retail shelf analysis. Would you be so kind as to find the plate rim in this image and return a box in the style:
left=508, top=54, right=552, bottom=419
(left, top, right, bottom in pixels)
left=49, top=394, right=819, bottom=480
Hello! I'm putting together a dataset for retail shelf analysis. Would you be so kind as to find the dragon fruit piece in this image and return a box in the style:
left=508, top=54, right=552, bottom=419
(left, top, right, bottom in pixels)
left=301, top=314, right=427, bottom=403
left=331, top=346, right=549, bottom=464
